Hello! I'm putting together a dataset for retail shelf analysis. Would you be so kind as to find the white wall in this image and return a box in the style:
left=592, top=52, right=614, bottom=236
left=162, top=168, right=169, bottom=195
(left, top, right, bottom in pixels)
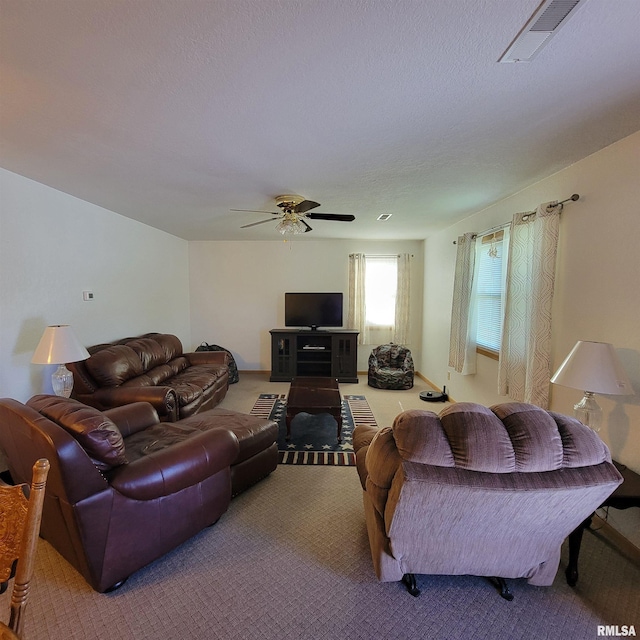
left=421, top=130, right=640, bottom=545
left=189, top=239, right=424, bottom=371
left=0, top=169, right=191, bottom=403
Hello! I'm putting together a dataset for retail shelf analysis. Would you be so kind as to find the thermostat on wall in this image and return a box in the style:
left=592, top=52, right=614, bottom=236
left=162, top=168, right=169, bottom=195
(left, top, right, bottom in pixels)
left=82, top=291, right=94, bottom=301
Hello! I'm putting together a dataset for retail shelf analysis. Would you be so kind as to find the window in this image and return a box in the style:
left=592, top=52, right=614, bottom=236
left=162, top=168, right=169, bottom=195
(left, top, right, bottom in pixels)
left=364, top=256, right=397, bottom=327
left=348, top=253, right=410, bottom=345
left=475, top=231, right=508, bottom=358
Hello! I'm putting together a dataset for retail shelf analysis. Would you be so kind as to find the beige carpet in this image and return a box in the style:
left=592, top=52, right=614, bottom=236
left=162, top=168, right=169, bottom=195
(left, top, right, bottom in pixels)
left=2, top=374, right=638, bottom=639
left=219, top=371, right=451, bottom=427
left=1, top=463, right=639, bottom=640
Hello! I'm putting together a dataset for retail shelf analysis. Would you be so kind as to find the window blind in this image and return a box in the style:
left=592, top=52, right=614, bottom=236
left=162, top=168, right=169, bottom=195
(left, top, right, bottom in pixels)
left=476, top=233, right=505, bottom=352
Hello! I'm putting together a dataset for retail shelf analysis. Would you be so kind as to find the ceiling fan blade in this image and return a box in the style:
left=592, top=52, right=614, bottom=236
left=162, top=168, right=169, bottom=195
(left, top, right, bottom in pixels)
left=301, top=219, right=313, bottom=233
left=240, top=218, right=281, bottom=229
left=231, top=209, right=280, bottom=215
left=306, top=213, right=355, bottom=222
left=294, top=200, right=321, bottom=214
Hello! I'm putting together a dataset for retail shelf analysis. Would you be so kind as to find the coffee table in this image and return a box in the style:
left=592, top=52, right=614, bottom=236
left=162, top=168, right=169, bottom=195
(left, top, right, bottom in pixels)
left=286, top=377, right=343, bottom=443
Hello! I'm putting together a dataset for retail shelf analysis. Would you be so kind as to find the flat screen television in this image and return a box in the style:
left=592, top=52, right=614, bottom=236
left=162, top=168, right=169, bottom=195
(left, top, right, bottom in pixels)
left=285, top=292, right=343, bottom=330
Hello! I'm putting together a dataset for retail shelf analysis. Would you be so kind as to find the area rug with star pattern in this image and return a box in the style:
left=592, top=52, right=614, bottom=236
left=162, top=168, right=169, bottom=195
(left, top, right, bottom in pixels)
left=250, top=394, right=377, bottom=466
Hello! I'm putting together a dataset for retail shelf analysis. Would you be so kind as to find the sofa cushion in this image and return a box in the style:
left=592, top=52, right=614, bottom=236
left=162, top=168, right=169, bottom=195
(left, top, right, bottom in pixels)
left=84, top=345, right=144, bottom=387
left=172, top=382, right=204, bottom=407
left=123, top=408, right=277, bottom=472
left=392, top=409, right=455, bottom=466
left=179, top=408, right=278, bottom=465
left=149, top=333, right=183, bottom=361
left=167, top=356, right=190, bottom=376
left=122, top=420, right=202, bottom=460
left=439, top=403, right=516, bottom=472
left=27, top=395, right=128, bottom=470
left=549, top=411, right=611, bottom=467
left=143, top=364, right=177, bottom=386
left=126, top=338, right=167, bottom=371
left=169, top=366, right=226, bottom=406
left=490, top=403, right=564, bottom=472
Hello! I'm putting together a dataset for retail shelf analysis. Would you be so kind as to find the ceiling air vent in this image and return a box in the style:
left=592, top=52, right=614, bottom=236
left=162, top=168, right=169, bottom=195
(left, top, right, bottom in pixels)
left=377, top=213, right=392, bottom=221
left=498, top=0, right=585, bottom=63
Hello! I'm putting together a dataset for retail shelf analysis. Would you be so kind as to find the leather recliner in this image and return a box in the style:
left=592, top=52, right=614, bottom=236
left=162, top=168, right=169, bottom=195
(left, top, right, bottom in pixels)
left=0, top=395, right=278, bottom=592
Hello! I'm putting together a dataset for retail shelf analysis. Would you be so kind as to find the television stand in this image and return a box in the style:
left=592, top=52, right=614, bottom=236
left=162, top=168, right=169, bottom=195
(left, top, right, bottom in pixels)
left=269, top=329, right=358, bottom=382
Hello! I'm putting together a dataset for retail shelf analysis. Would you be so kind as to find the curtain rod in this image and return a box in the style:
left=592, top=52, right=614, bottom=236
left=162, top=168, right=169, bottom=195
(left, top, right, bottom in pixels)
left=348, top=253, right=414, bottom=257
left=453, top=194, right=579, bottom=244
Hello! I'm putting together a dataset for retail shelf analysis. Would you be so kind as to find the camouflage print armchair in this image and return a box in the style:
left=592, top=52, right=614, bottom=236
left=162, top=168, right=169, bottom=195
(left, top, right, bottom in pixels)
left=367, top=344, right=414, bottom=390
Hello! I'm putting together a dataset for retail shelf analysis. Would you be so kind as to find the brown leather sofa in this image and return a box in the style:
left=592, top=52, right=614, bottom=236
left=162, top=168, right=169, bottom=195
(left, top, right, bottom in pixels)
left=354, top=402, right=622, bottom=599
left=0, top=395, right=278, bottom=592
left=68, top=333, right=229, bottom=421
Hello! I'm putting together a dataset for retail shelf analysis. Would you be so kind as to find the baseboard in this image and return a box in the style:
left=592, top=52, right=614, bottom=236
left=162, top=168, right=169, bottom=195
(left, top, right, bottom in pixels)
left=415, top=372, right=455, bottom=403
left=588, top=514, right=640, bottom=568
left=415, top=371, right=437, bottom=389
left=240, top=370, right=455, bottom=402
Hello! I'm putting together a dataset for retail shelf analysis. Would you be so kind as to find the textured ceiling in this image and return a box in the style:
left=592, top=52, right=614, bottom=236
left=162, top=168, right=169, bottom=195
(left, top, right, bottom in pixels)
left=2, top=0, right=640, bottom=241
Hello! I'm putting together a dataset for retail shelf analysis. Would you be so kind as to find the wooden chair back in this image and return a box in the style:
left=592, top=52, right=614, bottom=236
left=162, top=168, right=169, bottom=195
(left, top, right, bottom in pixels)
left=0, top=459, right=50, bottom=639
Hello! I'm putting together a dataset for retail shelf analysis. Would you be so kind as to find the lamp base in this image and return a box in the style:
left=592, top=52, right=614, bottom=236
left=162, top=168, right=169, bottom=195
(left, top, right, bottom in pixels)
left=574, top=391, right=602, bottom=432
left=51, top=364, right=74, bottom=398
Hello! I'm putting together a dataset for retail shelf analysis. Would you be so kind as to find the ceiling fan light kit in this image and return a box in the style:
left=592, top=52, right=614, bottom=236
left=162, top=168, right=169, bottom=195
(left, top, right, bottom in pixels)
left=232, top=195, right=355, bottom=235
left=276, top=215, right=307, bottom=235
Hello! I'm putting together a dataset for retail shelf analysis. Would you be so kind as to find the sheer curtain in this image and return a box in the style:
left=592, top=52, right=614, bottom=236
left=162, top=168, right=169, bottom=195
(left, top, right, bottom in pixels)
left=348, top=253, right=370, bottom=344
left=393, top=253, right=411, bottom=344
left=498, top=202, right=561, bottom=408
left=448, top=232, right=478, bottom=374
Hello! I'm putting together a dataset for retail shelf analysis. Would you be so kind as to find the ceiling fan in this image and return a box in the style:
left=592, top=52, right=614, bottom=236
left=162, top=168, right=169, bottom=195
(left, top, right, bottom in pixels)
left=231, top=195, right=355, bottom=234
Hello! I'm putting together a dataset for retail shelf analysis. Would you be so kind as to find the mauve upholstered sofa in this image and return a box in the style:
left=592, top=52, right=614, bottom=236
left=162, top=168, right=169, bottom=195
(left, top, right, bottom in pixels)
left=0, top=395, right=277, bottom=592
left=67, top=333, right=229, bottom=421
left=353, top=402, right=623, bottom=599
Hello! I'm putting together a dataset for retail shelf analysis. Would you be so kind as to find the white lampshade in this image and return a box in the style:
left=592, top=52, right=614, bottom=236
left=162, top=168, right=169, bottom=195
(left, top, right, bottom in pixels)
left=32, top=325, right=90, bottom=364
left=551, top=341, right=633, bottom=395
left=32, top=325, right=90, bottom=398
left=551, top=341, right=634, bottom=433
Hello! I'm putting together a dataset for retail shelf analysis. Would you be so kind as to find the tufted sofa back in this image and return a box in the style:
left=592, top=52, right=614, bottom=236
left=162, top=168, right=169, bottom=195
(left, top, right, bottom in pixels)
left=392, top=402, right=609, bottom=472
left=71, top=333, right=187, bottom=394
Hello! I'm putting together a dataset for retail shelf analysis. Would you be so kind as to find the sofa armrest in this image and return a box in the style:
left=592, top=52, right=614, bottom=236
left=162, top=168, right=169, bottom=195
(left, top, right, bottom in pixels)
left=104, top=402, right=160, bottom=438
left=108, top=428, right=239, bottom=500
left=353, top=423, right=379, bottom=454
left=353, top=423, right=380, bottom=489
left=185, top=351, right=229, bottom=367
left=80, top=386, right=178, bottom=421
left=363, top=427, right=403, bottom=517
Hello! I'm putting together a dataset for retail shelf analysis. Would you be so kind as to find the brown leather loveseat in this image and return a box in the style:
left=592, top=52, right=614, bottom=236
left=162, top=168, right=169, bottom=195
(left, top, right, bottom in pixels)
left=0, top=395, right=278, bottom=592
left=68, top=333, right=229, bottom=421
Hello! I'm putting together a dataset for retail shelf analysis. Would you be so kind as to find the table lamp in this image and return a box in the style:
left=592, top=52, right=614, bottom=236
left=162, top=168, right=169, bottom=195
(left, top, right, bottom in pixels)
left=550, top=340, right=634, bottom=432
left=31, top=325, right=90, bottom=397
